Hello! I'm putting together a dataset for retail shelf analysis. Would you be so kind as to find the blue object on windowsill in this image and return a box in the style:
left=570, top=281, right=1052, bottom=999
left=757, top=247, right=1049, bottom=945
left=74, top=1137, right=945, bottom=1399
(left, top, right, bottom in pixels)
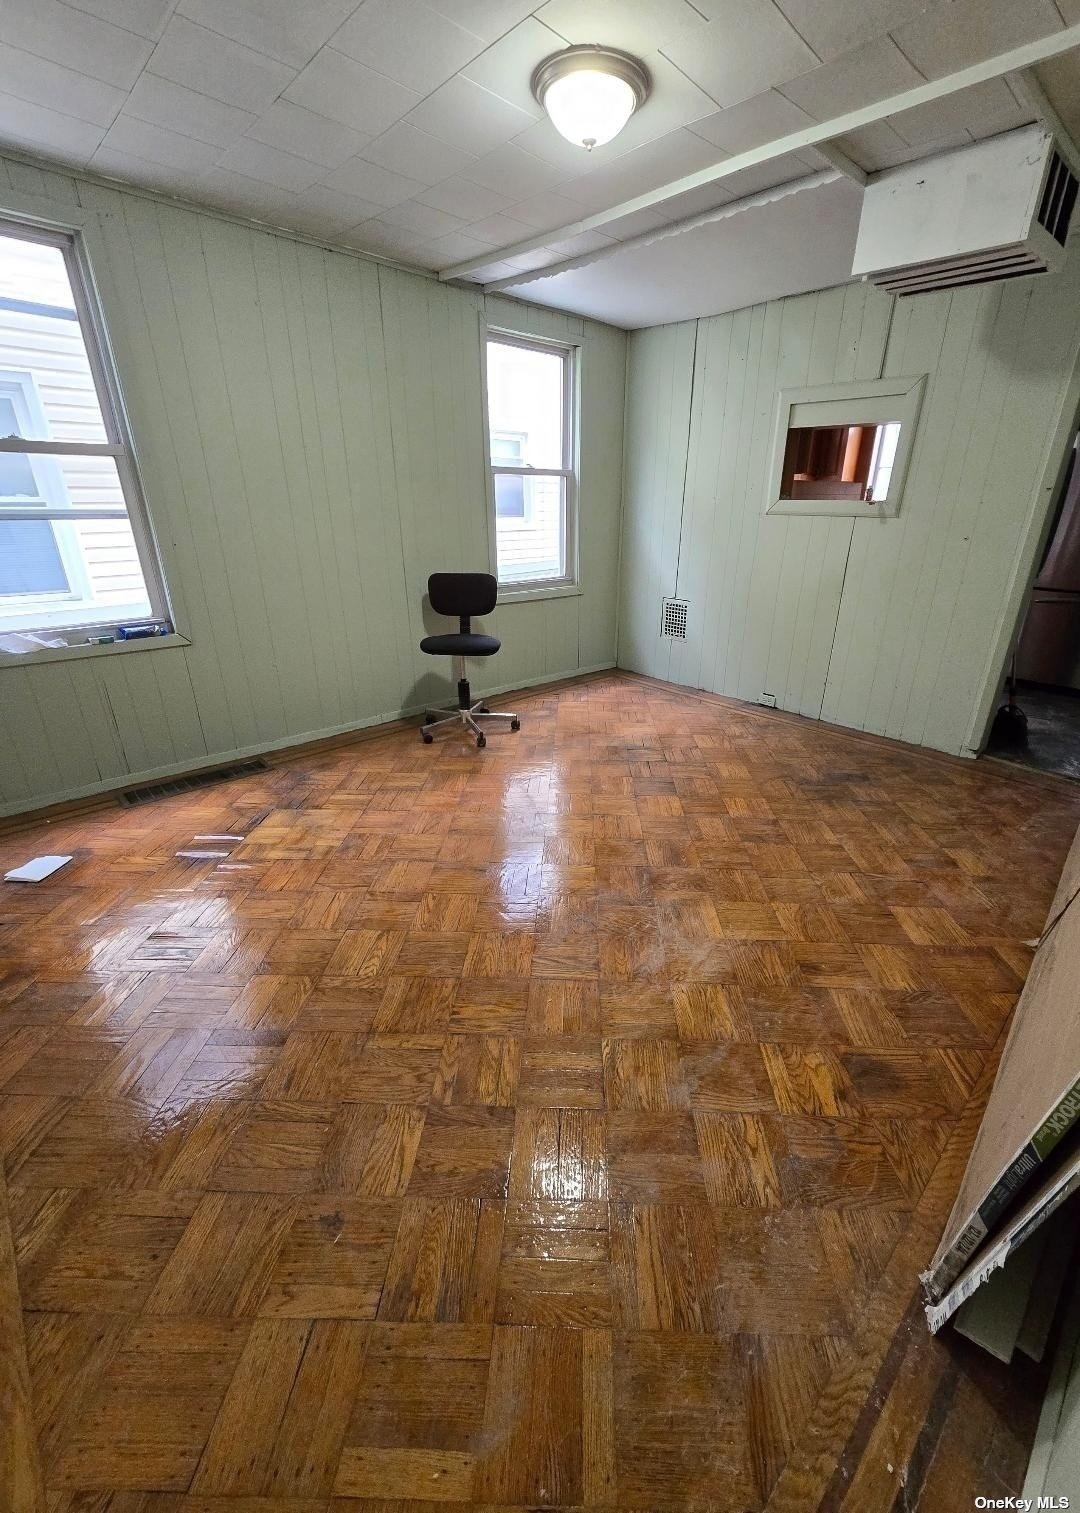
left=116, top=622, right=168, bottom=640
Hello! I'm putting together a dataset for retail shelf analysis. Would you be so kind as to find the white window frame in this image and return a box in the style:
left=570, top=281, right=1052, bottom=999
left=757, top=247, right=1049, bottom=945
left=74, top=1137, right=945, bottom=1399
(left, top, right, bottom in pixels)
left=482, top=327, right=580, bottom=601
left=0, top=210, right=171, bottom=647
left=765, top=374, right=927, bottom=519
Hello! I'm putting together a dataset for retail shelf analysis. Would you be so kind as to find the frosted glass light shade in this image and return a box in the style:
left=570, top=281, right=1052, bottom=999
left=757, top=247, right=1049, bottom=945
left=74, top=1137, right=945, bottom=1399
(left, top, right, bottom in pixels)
left=532, top=47, right=650, bottom=152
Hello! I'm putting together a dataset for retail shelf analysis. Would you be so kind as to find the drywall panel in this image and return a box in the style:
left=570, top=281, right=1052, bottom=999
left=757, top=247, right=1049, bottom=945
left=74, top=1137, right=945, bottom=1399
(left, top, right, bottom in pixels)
left=0, top=156, right=626, bottom=815
left=618, top=247, right=1080, bottom=756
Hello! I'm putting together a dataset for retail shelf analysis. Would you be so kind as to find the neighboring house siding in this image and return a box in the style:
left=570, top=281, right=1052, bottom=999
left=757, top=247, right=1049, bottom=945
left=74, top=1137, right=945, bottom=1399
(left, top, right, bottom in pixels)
left=0, top=302, right=141, bottom=608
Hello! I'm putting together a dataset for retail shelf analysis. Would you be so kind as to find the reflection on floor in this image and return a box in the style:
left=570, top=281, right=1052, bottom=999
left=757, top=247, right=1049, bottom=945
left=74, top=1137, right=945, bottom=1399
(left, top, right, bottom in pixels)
left=987, top=681, right=1080, bottom=781
left=1, top=671, right=1078, bottom=1512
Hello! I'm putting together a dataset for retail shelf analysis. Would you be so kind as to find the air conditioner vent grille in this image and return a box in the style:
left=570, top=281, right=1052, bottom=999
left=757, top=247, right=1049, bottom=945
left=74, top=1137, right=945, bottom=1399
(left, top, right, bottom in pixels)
left=1037, top=150, right=1078, bottom=247
left=661, top=598, right=688, bottom=639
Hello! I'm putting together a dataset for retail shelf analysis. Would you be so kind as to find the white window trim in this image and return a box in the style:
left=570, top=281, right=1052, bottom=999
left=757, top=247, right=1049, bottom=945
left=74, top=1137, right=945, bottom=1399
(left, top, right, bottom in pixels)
left=0, top=201, right=175, bottom=654
left=482, top=323, right=581, bottom=600
left=765, top=374, right=927, bottom=519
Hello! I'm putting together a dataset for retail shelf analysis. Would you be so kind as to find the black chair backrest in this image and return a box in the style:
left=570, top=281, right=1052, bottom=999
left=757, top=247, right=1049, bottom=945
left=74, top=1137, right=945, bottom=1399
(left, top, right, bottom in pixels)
left=428, top=572, right=498, bottom=622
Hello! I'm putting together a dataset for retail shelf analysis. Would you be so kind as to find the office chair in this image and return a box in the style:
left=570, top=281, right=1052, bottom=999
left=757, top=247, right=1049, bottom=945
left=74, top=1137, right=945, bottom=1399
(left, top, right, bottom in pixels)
left=419, top=572, right=521, bottom=748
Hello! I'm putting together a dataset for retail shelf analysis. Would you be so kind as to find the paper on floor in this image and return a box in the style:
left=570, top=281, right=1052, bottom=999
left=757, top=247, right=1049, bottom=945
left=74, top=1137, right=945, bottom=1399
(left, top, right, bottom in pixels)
left=4, top=854, right=74, bottom=882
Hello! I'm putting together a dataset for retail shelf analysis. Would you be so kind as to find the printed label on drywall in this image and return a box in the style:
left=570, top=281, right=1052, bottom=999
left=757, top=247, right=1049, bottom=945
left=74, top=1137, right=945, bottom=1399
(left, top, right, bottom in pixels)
left=1032, top=1074, right=1080, bottom=1158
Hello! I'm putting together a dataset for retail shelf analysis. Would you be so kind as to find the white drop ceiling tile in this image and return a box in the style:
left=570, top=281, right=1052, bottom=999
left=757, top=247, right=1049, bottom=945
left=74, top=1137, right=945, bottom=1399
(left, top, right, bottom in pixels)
left=829, top=119, right=915, bottom=171
left=246, top=100, right=369, bottom=169
left=216, top=137, right=325, bottom=193
left=124, top=74, right=256, bottom=148
left=291, top=183, right=386, bottom=227
left=331, top=0, right=485, bottom=93
left=148, top=16, right=294, bottom=114
left=467, top=257, right=521, bottom=279
left=556, top=129, right=725, bottom=212
left=319, top=154, right=426, bottom=207
left=359, top=122, right=477, bottom=186
left=404, top=76, right=537, bottom=157
left=192, top=166, right=306, bottom=220
left=426, top=0, right=539, bottom=44
left=772, top=0, right=929, bottom=64
left=688, top=89, right=815, bottom=154
left=426, top=228, right=504, bottom=262
left=545, top=228, right=617, bottom=257
left=505, top=189, right=595, bottom=230
left=465, top=211, right=538, bottom=243
left=718, top=149, right=820, bottom=197
left=177, top=0, right=358, bottom=69
left=416, top=175, right=514, bottom=220
left=90, top=141, right=195, bottom=188
left=0, top=89, right=107, bottom=164
left=537, top=0, right=705, bottom=55
left=377, top=198, right=468, bottom=237
left=891, top=0, right=1063, bottom=81
left=346, top=219, right=434, bottom=261
left=461, top=141, right=569, bottom=198
left=661, top=0, right=818, bottom=111
left=1036, top=55, right=1080, bottom=143
left=0, top=0, right=153, bottom=89
left=501, top=245, right=561, bottom=270
left=603, top=203, right=672, bottom=238
left=100, top=113, right=219, bottom=171
left=778, top=36, right=923, bottom=121
left=284, top=47, right=420, bottom=136
left=460, top=17, right=562, bottom=117
left=657, top=180, right=737, bottom=219
left=889, top=78, right=1031, bottom=148
left=0, top=42, right=126, bottom=128
left=66, top=0, right=176, bottom=41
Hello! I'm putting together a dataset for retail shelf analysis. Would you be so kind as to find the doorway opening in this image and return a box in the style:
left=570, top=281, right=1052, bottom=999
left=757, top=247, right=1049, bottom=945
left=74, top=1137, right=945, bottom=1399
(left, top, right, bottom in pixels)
left=987, top=427, right=1080, bottom=780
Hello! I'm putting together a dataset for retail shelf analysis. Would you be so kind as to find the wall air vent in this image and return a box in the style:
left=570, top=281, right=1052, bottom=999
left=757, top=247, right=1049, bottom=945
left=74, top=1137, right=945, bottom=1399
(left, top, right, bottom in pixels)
left=661, top=597, right=689, bottom=639
left=853, top=126, right=1074, bottom=297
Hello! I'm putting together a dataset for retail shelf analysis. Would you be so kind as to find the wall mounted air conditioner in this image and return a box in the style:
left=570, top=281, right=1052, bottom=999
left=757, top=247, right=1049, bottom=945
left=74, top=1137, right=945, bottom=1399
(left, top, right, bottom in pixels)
left=852, top=125, right=1077, bottom=296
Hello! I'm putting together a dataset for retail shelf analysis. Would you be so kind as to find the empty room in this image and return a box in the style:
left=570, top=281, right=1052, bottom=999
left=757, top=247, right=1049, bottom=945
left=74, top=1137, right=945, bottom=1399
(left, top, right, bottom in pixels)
left=4, top=1, right=1080, bottom=1509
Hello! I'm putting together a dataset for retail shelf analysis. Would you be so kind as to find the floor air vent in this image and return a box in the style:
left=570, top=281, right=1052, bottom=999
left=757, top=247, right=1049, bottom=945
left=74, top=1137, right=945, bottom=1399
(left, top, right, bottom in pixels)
left=118, top=757, right=271, bottom=807
left=661, top=598, right=689, bottom=639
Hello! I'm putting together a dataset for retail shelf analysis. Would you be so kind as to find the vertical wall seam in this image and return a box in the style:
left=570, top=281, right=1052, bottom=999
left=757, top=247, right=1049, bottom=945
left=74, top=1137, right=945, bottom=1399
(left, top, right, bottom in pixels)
left=673, top=320, right=700, bottom=597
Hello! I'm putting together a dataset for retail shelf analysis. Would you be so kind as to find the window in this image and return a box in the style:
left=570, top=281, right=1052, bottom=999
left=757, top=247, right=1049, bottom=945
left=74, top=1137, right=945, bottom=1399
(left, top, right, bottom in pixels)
left=779, top=421, right=902, bottom=504
left=0, top=218, right=167, bottom=644
left=766, top=376, right=926, bottom=520
left=485, top=333, right=577, bottom=591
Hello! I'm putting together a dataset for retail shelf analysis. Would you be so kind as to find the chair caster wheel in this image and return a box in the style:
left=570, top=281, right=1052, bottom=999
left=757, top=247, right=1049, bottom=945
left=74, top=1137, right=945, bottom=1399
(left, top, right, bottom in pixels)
left=476, top=733, right=486, bottom=748
left=424, top=713, right=436, bottom=725
left=510, top=718, right=520, bottom=731
left=477, top=704, right=490, bottom=713
left=421, top=731, right=433, bottom=744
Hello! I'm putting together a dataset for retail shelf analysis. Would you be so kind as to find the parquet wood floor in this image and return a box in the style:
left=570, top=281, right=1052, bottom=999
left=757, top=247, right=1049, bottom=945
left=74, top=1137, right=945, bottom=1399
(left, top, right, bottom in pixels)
left=1, top=671, right=1076, bottom=1513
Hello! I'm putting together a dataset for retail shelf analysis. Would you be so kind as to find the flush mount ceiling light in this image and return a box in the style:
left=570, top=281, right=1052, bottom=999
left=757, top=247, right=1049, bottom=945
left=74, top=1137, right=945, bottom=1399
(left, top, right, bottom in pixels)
left=531, top=45, right=651, bottom=151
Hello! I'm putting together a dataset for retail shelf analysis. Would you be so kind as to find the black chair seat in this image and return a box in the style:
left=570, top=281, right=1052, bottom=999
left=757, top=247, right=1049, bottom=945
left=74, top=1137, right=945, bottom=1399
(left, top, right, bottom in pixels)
left=420, top=632, right=501, bottom=656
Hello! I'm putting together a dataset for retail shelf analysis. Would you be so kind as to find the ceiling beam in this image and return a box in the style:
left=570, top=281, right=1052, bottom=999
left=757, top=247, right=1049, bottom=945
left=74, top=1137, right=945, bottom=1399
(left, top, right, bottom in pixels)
left=438, top=22, right=1080, bottom=282
left=1007, top=66, right=1080, bottom=180
left=481, top=169, right=842, bottom=294
left=812, top=141, right=868, bottom=186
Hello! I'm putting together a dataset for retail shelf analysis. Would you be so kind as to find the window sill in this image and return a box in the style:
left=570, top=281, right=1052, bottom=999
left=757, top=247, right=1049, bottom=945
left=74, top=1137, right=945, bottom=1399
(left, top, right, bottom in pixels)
left=497, top=582, right=582, bottom=605
left=0, top=631, right=191, bottom=668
